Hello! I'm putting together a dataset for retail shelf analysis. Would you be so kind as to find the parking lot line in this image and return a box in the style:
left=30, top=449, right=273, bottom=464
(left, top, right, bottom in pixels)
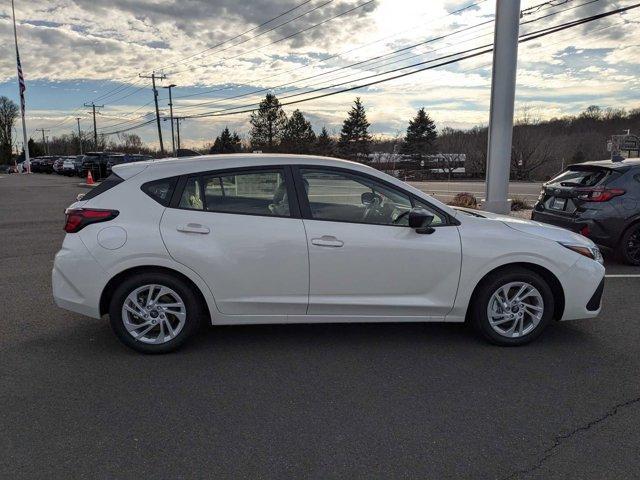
left=605, top=274, right=640, bottom=278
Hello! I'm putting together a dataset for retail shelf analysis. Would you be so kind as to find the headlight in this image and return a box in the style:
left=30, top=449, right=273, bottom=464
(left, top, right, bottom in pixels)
left=559, top=242, right=604, bottom=264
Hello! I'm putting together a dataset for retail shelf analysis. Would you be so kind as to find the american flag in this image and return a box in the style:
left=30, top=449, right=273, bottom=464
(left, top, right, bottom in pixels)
left=16, top=49, right=26, bottom=112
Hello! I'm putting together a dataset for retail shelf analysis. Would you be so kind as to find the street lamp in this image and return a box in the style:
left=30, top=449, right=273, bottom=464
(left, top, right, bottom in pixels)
left=163, top=84, right=177, bottom=157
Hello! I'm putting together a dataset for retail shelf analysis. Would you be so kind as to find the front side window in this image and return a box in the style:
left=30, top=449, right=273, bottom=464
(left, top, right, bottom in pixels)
left=300, top=169, right=419, bottom=226
left=179, top=169, right=291, bottom=217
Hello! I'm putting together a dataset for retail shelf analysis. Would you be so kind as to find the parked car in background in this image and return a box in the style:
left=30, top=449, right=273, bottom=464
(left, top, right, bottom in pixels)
left=29, top=158, right=42, bottom=173
left=106, top=153, right=153, bottom=173
left=52, top=157, right=65, bottom=174
left=53, top=154, right=605, bottom=353
left=61, top=157, right=76, bottom=176
left=104, top=154, right=126, bottom=174
left=73, top=156, right=85, bottom=176
left=532, top=158, right=640, bottom=265
left=39, top=156, right=56, bottom=173
left=79, top=152, right=109, bottom=180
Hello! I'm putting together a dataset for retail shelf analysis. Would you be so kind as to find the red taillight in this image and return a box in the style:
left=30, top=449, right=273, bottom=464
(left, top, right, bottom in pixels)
left=64, top=208, right=119, bottom=233
left=580, top=225, right=590, bottom=237
left=576, top=187, right=625, bottom=202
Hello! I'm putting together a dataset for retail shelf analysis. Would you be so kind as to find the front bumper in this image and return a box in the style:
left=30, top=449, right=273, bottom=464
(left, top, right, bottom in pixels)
left=52, top=234, right=105, bottom=319
left=557, top=255, right=606, bottom=320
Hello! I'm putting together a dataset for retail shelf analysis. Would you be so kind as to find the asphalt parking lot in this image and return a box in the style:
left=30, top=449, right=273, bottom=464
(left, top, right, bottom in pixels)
left=1, top=173, right=639, bottom=479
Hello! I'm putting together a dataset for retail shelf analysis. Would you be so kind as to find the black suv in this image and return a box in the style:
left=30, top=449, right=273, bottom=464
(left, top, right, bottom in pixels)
left=532, top=158, right=640, bottom=265
left=79, top=152, right=119, bottom=180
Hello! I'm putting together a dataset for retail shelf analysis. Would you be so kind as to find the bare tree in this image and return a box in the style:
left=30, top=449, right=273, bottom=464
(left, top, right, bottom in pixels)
left=0, top=96, right=19, bottom=163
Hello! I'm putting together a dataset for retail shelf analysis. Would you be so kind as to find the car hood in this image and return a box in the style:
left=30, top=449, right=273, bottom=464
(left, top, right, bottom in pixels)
left=454, top=207, right=595, bottom=247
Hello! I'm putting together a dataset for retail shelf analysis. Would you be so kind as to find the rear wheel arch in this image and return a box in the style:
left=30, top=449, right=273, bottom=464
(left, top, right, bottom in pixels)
left=466, top=262, right=565, bottom=322
left=99, top=266, right=211, bottom=323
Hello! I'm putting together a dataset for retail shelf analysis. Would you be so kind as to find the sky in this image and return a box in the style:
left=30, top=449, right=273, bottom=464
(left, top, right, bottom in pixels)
left=0, top=0, right=639, bottom=150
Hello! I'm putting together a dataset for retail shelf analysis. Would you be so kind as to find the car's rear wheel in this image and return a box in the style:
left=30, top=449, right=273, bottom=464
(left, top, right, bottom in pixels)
left=471, top=267, right=554, bottom=346
left=109, top=272, right=203, bottom=353
left=619, top=224, right=640, bottom=266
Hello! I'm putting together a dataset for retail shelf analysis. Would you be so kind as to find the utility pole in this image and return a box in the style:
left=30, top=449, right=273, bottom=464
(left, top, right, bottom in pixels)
left=162, top=84, right=177, bottom=156
left=175, top=117, right=183, bottom=151
left=140, top=71, right=167, bottom=155
left=483, top=0, right=521, bottom=214
left=35, top=128, right=50, bottom=154
left=84, top=102, right=104, bottom=151
left=76, top=117, right=83, bottom=154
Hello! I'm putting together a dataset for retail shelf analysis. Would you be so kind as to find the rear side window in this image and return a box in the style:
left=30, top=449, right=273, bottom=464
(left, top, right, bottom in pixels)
left=547, top=167, right=617, bottom=188
left=82, top=173, right=123, bottom=201
left=178, top=169, right=291, bottom=217
left=141, top=177, right=178, bottom=206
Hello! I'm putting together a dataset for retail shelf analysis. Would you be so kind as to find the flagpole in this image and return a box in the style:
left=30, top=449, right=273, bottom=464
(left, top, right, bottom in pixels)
left=11, top=0, right=30, bottom=173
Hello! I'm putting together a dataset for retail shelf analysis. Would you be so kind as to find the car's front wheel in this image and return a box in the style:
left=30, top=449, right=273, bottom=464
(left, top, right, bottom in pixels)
left=109, top=272, right=203, bottom=353
left=471, top=267, right=554, bottom=346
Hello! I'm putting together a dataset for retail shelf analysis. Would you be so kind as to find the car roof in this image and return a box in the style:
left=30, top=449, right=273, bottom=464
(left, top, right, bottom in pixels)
left=119, top=153, right=373, bottom=176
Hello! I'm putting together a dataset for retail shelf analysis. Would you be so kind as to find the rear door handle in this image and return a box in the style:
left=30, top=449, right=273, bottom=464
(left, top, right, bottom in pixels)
left=177, top=223, right=210, bottom=234
left=311, top=235, right=344, bottom=248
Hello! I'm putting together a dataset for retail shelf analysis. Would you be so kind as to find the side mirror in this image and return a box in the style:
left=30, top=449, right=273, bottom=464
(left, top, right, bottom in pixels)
left=408, top=208, right=435, bottom=234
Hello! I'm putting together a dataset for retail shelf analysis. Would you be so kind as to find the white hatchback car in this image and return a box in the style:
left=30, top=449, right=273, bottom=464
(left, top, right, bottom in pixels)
left=53, top=154, right=605, bottom=353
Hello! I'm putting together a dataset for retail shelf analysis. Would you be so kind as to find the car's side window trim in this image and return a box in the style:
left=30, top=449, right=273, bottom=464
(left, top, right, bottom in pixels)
left=169, top=165, right=301, bottom=219
left=291, top=164, right=457, bottom=227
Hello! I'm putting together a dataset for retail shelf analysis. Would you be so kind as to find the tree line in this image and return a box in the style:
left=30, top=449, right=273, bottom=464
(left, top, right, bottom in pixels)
left=208, top=93, right=438, bottom=163
left=2, top=92, right=638, bottom=181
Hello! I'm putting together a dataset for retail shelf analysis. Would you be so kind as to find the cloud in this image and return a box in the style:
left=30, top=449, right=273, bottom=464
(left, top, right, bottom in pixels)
left=0, top=0, right=638, bottom=146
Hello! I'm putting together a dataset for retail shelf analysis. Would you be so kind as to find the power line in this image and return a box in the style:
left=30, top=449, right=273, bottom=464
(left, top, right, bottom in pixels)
left=181, top=3, right=640, bottom=119
left=53, top=1, right=323, bottom=133
left=176, top=0, right=598, bottom=117
left=157, top=0, right=319, bottom=73
left=98, top=9, right=636, bottom=137
left=172, top=0, right=489, bottom=101
left=174, top=0, right=591, bottom=114
left=175, top=13, right=497, bottom=111
left=167, top=0, right=376, bottom=76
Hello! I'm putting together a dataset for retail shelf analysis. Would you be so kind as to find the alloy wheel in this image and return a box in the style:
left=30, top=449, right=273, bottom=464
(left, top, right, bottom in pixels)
left=121, top=284, right=186, bottom=344
left=487, top=281, right=544, bottom=338
left=625, top=228, right=640, bottom=264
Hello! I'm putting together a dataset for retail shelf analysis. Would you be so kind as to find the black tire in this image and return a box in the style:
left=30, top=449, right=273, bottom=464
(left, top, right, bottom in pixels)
left=470, top=267, right=554, bottom=346
left=619, top=223, right=640, bottom=266
left=109, top=272, right=203, bottom=354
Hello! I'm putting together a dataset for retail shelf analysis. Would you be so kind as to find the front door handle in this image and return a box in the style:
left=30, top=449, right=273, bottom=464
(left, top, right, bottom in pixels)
left=177, top=223, right=210, bottom=234
left=311, top=235, right=344, bottom=247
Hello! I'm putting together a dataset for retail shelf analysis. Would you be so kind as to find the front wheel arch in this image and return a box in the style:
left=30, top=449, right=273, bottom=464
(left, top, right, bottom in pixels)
left=465, top=262, right=565, bottom=322
left=99, top=266, right=210, bottom=324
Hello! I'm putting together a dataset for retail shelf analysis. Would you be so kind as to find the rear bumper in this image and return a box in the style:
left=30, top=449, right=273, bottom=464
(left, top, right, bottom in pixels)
left=52, top=235, right=105, bottom=319
left=531, top=208, right=616, bottom=249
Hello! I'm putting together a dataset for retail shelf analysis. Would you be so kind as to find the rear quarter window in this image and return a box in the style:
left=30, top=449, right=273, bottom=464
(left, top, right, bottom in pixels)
left=141, top=177, right=178, bottom=206
left=81, top=173, right=124, bottom=201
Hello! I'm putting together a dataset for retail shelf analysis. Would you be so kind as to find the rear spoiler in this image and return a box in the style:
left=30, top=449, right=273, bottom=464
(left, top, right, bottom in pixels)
left=111, top=162, right=150, bottom=180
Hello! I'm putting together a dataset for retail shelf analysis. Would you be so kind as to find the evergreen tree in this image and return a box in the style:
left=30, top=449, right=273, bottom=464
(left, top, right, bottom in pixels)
left=249, top=93, right=287, bottom=151
left=210, top=127, right=242, bottom=154
left=338, top=98, right=371, bottom=161
left=315, top=127, right=335, bottom=156
left=280, top=110, right=316, bottom=154
left=402, top=107, right=437, bottom=157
